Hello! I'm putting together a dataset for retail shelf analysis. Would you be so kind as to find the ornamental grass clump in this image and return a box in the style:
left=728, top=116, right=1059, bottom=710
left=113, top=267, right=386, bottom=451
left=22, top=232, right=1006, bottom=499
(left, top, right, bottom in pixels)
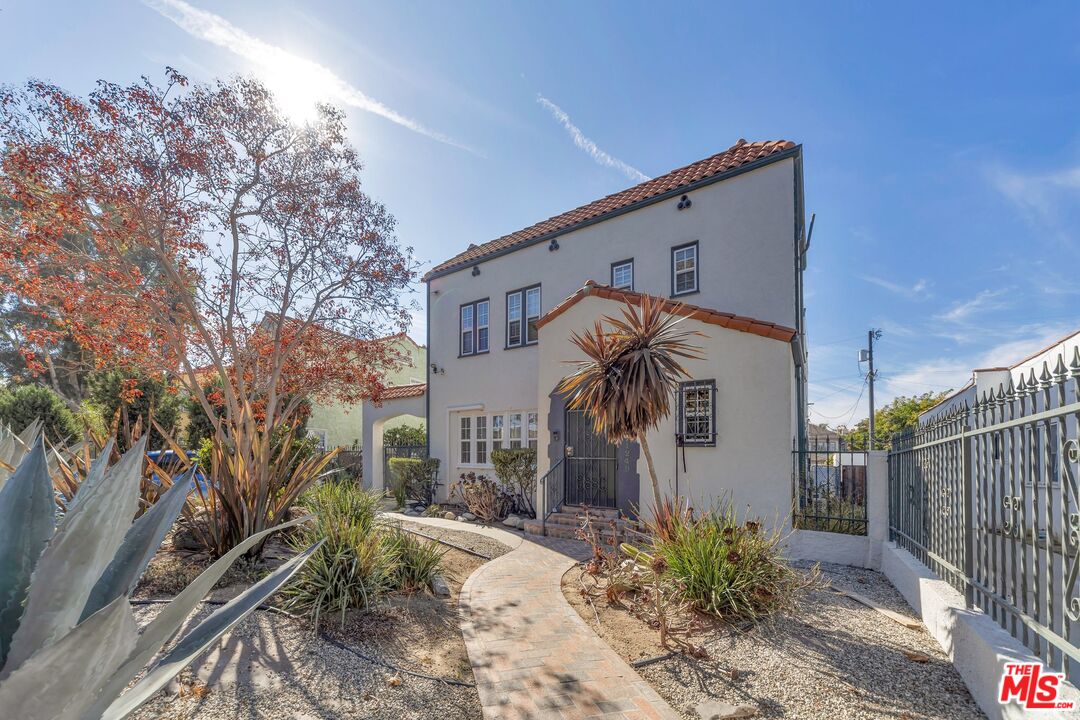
left=284, top=481, right=445, bottom=629
left=649, top=499, right=806, bottom=621
left=284, top=482, right=393, bottom=627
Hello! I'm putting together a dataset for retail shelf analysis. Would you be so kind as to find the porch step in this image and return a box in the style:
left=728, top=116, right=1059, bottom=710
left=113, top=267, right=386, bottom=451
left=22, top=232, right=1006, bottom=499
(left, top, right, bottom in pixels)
left=559, top=504, right=620, bottom=519
left=523, top=506, right=638, bottom=542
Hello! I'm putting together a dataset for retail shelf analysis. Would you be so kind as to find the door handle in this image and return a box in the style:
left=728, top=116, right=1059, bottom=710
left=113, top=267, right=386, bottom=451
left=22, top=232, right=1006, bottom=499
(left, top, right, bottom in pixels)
left=565, top=445, right=574, bottom=457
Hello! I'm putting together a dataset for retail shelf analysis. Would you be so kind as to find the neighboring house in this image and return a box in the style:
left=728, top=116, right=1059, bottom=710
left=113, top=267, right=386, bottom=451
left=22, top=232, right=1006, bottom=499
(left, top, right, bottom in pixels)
left=305, top=332, right=427, bottom=450
left=422, top=139, right=809, bottom=520
left=919, top=327, right=1080, bottom=425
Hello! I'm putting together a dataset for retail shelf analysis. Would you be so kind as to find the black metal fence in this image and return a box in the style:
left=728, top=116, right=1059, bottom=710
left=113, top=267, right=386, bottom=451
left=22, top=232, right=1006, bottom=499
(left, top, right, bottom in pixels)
left=889, top=349, right=1080, bottom=679
left=793, top=439, right=868, bottom=535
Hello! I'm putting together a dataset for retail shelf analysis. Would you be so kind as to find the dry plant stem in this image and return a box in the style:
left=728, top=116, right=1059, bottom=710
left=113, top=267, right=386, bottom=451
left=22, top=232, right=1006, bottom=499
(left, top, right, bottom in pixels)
left=638, top=432, right=663, bottom=512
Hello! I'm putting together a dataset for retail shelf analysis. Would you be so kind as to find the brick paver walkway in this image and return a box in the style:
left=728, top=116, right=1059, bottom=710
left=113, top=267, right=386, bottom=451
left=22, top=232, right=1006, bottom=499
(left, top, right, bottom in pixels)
left=388, top=514, right=680, bottom=720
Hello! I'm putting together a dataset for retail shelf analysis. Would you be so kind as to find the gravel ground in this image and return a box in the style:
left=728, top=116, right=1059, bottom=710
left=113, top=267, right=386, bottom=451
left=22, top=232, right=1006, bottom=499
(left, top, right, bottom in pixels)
left=389, top=517, right=514, bottom=560
left=568, top=560, right=986, bottom=720
left=130, top=605, right=481, bottom=720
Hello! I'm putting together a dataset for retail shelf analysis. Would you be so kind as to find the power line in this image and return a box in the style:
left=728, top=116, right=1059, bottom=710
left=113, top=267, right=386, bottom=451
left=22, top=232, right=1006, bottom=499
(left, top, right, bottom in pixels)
left=810, top=377, right=868, bottom=421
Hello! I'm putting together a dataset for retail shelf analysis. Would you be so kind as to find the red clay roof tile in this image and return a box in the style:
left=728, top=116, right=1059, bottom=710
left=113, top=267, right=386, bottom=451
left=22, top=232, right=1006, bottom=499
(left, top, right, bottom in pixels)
left=423, top=139, right=797, bottom=280
left=536, top=281, right=796, bottom=343
left=380, top=383, right=427, bottom=400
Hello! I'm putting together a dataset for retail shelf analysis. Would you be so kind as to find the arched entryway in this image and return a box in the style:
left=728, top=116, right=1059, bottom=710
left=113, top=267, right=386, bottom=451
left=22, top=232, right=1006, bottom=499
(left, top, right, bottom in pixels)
left=361, top=384, right=426, bottom=492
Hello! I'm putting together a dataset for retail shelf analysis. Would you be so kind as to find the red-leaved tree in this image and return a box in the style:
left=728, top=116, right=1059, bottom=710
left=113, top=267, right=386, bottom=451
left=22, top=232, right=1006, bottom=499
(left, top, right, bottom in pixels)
left=0, top=70, right=416, bottom=553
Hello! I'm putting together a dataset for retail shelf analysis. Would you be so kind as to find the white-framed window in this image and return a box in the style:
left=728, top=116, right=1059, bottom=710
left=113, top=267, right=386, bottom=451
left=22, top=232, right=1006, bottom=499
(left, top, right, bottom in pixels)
left=460, top=299, right=489, bottom=356
left=672, top=241, right=698, bottom=296
left=492, top=414, right=504, bottom=451
left=611, top=259, right=634, bottom=290
left=475, top=415, right=488, bottom=465
left=506, top=285, right=540, bottom=347
left=459, top=416, right=472, bottom=463
left=677, top=379, right=716, bottom=446
left=509, top=412, right=523, bottom=448
left=459, top=410, right=538, bottom=466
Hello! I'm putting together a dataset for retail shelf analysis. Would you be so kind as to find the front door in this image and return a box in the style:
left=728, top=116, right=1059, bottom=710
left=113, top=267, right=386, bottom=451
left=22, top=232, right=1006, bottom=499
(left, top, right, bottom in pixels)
left=564, top=408, right=617, bottom=507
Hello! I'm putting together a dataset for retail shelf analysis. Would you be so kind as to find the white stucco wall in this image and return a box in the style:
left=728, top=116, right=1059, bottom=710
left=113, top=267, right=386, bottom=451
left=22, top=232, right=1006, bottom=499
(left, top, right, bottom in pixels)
left=534, top=293, right=795, bottom=521
left=426, top=157, right=799, bottom=496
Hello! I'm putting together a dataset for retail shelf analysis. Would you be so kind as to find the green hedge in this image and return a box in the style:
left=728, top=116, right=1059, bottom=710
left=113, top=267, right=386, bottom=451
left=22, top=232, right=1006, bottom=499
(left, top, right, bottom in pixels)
left=0, top=384, right=79, bottom=444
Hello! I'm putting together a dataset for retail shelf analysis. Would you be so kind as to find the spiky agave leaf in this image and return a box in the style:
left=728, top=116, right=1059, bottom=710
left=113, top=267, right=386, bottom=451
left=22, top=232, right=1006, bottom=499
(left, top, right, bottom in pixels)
left=0, top=419, right=43, bottom=491
left=0, top=597, right=137, bottom=720
left=80, top=514, right=315, bottom=720
left=0, top=437, right=145, bottom=678
left=0, top=435, right=53, bottom=666
left=100, top=540, right=323, bottom=720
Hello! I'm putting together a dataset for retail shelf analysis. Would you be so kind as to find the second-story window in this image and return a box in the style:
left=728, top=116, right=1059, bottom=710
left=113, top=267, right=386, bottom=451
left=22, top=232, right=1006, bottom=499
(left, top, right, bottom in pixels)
left=460, top=299, right=489, bottom=356
left=506, top=284, right=541, bottom=348
left=611, top=259, right=634, bottom=290
left=672, top=241, right=699, bottom=296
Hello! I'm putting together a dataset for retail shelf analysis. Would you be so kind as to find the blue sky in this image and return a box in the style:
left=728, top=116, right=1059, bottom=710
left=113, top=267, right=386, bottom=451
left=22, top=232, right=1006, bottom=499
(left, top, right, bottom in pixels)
left=3, top=1, right=1080, bottom=426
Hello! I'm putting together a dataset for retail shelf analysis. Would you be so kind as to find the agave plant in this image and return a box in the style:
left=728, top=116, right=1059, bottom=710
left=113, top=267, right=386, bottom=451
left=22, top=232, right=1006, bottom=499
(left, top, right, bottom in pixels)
left=556, top=294, right=703, bottom=510
left=0, top=419, right=41, bottom=490
left=0, top=433, right=321, bottom=720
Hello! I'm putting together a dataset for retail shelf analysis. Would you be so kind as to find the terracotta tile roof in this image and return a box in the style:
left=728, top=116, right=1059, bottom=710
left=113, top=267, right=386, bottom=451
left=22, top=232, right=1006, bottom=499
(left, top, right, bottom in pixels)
left=380, top=382, right=427, bottom=400
left=536, top=281, right=797, bottom=343
left=424, top=139, right=797, bottom=280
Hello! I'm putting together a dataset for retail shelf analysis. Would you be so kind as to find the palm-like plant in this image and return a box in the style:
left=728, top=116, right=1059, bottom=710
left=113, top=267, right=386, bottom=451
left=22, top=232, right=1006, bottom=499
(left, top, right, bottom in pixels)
left=556, top=294, right=703, bottom=511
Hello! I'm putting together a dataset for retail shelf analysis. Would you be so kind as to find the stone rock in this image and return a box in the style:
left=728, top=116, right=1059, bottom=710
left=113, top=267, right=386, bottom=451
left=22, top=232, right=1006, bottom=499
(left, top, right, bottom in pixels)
left=430, top=574, right=451, bottom=597
left=515, top=517, right=526, bottom=529
left=695, top=701, right=757, bottom=720
left=456, top=515, right=466, bottom=522
left=443, top=511, right=457, bottom=521
left=461, top=512, right=477, bottom=521
left=502, top=515, right=521, bottom=528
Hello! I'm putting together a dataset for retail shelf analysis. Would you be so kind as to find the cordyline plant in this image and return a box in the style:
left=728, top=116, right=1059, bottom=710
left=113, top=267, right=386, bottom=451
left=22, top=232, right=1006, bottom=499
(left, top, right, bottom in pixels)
left=0, top=70, right=416, bottom=556
left=556, top=294, right=703, bottom=512
left=0, top=433, right=320, bottom=720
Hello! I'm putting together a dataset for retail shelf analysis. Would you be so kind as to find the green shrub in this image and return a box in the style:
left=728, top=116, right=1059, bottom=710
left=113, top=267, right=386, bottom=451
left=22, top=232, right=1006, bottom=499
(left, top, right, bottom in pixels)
left=650, top=499, right=805, bottom=620
left=285, top=482, right=395, bottom=628
left=0, top=384, right=78, bottom=443
left=491, top=447, right=536, bottom=517
left=388, top=456, right=439, bottom=506
left=382, top=527, right=445, bottom=593
left=382, top=423, right=426, bottom=447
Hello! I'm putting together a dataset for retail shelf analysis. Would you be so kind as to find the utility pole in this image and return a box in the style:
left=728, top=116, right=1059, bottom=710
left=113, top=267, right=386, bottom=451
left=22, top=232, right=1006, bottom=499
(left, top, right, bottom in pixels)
left=860, top=329, right=882, bottom=450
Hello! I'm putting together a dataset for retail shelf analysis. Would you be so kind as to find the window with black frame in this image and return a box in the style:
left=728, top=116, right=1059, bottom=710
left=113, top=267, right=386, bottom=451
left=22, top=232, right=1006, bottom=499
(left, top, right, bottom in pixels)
left=677, top=379, right=716, bottom=446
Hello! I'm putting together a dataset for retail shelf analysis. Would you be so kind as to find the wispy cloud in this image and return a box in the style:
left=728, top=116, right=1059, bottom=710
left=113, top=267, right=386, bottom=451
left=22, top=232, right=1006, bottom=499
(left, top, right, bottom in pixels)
left=858, top=275, right=931, bottom=300
left=536, top=94, right=649, bottom=183
left=142, top=0, right=474, bottom=153
left=935, top=289, right=1011, bottom=323
left=989, top=163, right=1080, bottom=221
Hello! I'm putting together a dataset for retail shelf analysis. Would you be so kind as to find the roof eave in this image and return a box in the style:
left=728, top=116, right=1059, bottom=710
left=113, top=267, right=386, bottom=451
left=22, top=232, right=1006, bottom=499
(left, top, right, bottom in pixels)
left=423, top=144, right=802, bottom=283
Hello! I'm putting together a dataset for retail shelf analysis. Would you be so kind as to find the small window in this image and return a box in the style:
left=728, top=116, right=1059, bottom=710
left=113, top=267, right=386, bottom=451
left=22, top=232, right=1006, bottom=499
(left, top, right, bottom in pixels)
left=460, top=299, right=489, bottom=356
left=527, top=412, right=538, bottom=450
left=611, top=259, right=634, bottom=290
left=678, top=379, right=716, bottom=446
left=509, top=413, right=523, bottom=448
left=672, top=242, right=698, bottom=296
left=491, top=415, right=504, bottom=451
left=476, top=415, right=488, bottom=465
left=307, top=428, right=328, bottom=452
left=460, top=416, right=472, bottom=463
left=506, top=285, right=541, bottom=348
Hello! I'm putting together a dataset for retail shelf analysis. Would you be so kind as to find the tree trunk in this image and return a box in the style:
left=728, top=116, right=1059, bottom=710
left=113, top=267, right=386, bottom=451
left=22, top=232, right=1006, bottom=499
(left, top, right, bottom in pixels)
left=638, top=431, right=662, bottom=511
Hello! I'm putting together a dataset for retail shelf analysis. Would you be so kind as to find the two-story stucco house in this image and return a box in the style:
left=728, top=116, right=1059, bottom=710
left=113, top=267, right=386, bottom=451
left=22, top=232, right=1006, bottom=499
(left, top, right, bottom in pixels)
left=422, top=139, right=809, bottom=524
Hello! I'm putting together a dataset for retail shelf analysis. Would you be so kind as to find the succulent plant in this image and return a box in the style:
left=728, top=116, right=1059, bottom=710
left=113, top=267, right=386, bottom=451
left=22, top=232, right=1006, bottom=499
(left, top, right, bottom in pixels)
left=0, top=433, right=320, bottom=720
left=0, top=418, right=41, bottom=491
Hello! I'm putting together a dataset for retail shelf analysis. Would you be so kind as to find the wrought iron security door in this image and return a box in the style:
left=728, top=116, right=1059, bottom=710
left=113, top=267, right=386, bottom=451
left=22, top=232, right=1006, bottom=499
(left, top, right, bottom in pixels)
left=564, top=408, right=617, bottom=507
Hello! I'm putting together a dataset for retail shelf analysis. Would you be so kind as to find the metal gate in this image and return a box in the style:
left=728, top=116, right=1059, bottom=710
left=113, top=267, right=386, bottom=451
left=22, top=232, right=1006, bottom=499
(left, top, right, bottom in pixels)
left=564, top=408, right=617, bottom=507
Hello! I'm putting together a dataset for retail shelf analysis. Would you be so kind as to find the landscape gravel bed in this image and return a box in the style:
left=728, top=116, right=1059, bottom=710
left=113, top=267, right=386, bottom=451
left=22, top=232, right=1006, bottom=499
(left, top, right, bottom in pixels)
left=129, top=604, right=481, bottom=720
left=567, top=560, right=986, bottom=720
left=389, top=517, right=514, bottom=560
